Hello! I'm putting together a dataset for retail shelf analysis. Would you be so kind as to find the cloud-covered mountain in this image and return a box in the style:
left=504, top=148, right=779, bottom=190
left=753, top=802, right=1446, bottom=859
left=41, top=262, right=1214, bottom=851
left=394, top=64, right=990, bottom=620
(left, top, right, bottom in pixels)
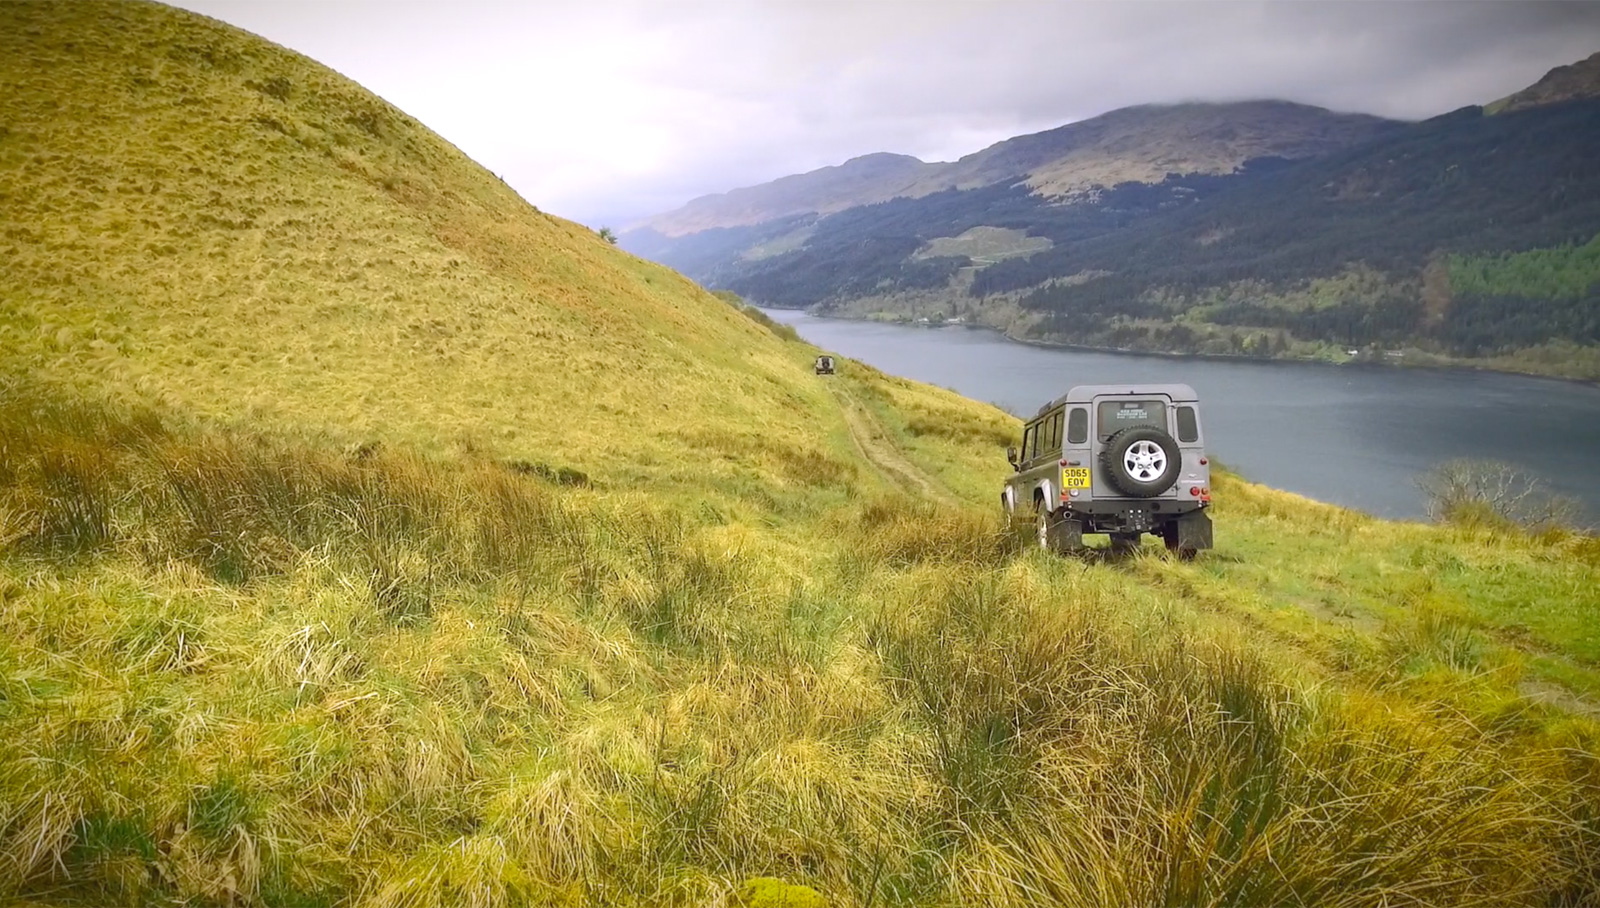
left=630, top=101, right=1398, bottom=238
left=622, top=54, right=1600, bottom=380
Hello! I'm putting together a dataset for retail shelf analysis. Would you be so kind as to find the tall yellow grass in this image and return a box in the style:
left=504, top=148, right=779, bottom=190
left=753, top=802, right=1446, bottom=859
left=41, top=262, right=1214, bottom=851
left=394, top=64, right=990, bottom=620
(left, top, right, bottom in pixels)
left=1, top=386, right=1597, bottom=906
left=3, top=3, right=1599, bottom=905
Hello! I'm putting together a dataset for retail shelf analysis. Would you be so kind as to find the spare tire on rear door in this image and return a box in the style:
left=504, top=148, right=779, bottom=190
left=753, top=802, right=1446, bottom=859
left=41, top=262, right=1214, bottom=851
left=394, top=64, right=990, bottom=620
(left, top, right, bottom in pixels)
left=1099, top=426, right=1181, bottom=498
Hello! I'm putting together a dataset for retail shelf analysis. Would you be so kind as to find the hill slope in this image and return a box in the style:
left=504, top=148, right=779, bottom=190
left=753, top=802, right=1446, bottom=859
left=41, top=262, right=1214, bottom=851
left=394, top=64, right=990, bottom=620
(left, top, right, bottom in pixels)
left=0, top=0, right=1004, bottom=507
left=2, top=4, right=1599, bottom=907
left=625, top=56, right=1600, bottom=380
left=965, top=100, right=1600, bottom=371
left=1488, top=50, right=1600, bottom=113
left=913, top=101, right=1399, bottom=198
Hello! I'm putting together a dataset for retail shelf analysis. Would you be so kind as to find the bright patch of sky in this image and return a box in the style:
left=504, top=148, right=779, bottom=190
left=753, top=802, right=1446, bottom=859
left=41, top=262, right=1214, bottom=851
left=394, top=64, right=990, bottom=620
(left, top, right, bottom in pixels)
left=173, top=1, right=1600, bottom=227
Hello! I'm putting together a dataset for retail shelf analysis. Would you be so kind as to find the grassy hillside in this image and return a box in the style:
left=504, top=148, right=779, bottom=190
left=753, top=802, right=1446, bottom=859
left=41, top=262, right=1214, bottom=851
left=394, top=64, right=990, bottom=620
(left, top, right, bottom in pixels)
left=5, top=368, right=1600, bottom=908
left=3, top=3, right=1600, bottom=907
left=1, top=0, right=1002, bottom=514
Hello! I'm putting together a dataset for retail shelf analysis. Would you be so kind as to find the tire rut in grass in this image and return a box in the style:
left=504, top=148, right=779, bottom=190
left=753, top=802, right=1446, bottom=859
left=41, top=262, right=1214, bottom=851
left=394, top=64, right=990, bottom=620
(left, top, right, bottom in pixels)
left=830, top=384, right=956, bottom=506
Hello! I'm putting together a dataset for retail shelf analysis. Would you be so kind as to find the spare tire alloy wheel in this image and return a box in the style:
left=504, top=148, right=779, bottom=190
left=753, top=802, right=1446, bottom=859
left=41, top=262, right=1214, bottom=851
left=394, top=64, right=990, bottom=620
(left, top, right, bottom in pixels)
left=1125, top=440, right=1166, bottom=482
left=1100, top=426, right=1181, bottom=498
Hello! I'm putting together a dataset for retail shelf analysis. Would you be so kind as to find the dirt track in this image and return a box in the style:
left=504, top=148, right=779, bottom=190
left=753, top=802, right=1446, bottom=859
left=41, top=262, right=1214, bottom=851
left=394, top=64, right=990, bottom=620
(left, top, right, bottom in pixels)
left=829, top=384, right=956, bottom=505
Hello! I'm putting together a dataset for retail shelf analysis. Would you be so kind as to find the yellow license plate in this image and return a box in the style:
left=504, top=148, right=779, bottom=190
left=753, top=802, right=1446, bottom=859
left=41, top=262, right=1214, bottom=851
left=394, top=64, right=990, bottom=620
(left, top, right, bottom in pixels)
left=1062, top=467, right=1091, bottom=489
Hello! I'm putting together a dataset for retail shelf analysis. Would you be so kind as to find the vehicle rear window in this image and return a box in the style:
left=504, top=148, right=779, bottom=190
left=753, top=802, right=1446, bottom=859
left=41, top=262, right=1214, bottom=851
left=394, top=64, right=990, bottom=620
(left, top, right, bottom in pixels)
left=1066, top=407, right=1088, bottom=444
left=1097, top=400, right=1167, bottom=440
left=1176, top=406, right=1199, bottom=443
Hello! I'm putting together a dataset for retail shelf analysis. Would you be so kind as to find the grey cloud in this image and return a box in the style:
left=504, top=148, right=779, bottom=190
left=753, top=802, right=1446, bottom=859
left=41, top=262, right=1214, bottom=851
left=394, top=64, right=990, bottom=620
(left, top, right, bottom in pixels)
left=173, top=1, right=1600, bottom=226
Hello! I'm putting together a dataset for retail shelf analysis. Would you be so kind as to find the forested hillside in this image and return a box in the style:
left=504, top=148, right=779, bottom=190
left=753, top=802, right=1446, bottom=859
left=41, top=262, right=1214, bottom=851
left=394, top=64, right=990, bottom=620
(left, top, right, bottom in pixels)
left=627, top=58, right=1600, bottom=380
left=994, top=100, right=1600, bottom=368
left=659, top=103, right=1600, bottom=378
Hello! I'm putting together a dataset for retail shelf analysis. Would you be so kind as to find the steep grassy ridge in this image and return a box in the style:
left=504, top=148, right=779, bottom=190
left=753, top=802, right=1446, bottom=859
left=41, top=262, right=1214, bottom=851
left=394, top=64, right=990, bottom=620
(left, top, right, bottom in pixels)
left=939, top=101, right=1398, bottom=198
left=1, top=0, right=1003, bottom=509
left=3, top=3, right=1600, bottom=907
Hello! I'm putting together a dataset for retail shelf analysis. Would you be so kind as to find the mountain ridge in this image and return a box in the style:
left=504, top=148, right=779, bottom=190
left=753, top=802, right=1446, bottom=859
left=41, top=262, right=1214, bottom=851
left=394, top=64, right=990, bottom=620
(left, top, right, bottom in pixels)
left=1488, top=50, right=1600, bottom=113
left=631, top=100, right=1399, bottom=237
left=624, top=53, right=1600, bottom=380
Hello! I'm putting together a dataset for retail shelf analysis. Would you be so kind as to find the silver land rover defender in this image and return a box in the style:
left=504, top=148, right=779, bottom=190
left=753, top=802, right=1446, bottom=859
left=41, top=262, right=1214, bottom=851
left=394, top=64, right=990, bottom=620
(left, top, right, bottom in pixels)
left=1003, top=384, right=1213, bottom=557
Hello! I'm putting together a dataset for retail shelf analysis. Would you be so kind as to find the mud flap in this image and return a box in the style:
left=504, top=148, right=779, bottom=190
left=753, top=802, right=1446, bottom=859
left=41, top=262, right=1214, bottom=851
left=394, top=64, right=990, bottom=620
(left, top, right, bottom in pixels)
left=1166, top=509, right=1213, bottom=550
left=1048, top=516, right=1087, bottom=554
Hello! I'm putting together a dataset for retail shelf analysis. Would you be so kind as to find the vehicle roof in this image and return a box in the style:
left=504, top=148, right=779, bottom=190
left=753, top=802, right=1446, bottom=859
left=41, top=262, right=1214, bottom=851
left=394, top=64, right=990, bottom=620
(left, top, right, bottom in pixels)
left=1035, top=383, right=1199, bottom=416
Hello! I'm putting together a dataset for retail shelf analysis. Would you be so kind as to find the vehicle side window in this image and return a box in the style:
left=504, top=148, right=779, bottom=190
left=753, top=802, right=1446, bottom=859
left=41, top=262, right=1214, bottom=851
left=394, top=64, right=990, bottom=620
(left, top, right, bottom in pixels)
left=1176, top=406, right=1199, bottom=443
left=1067, top=407, right=1088, bottom=444
left=1022, top=425, right=1036, bottom=461
left=1043, top=410, right=1062, bottom=454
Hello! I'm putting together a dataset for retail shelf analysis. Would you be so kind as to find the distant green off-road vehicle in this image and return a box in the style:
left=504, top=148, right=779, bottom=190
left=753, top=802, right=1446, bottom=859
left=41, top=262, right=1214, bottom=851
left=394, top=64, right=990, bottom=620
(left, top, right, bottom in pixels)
left=1004, top=384, right=1213, bottom=558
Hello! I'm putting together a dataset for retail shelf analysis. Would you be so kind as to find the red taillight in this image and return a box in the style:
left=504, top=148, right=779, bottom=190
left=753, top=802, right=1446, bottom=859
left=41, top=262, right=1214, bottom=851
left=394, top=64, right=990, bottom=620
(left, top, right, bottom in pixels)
left=1059, top=459, right=1068, bottom=467
left=1190, top=487, right=1200, bottom=496
left=1199, top=458, right=1208, bottom=465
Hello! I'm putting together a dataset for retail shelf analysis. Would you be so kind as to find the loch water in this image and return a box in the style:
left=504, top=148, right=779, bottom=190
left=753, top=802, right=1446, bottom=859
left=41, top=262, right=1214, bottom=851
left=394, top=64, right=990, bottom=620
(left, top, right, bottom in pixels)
left=762, top=308, right=1600, bottom=524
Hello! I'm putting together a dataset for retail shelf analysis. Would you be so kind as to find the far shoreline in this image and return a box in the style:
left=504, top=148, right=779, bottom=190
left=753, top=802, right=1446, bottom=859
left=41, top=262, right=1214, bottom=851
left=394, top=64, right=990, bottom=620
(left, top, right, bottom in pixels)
left=759, top=305, right=1600, bottom=390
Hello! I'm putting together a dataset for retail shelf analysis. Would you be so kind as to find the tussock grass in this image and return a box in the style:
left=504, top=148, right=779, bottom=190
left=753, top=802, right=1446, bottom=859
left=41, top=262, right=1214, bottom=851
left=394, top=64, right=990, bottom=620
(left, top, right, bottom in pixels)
left=835, top=497, right=1020, bottom=569
left=3, top=392, right=1599, bottom=906
left=4, top=2, right=1600, bottom=905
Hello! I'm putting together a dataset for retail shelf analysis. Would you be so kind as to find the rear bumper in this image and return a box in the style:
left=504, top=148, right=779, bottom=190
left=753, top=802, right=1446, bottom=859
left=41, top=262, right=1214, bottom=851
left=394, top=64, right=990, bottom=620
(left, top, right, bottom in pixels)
left=1046, top=507, right=1211, bottom=552
left=1063, top=500, right=1207, bottom=535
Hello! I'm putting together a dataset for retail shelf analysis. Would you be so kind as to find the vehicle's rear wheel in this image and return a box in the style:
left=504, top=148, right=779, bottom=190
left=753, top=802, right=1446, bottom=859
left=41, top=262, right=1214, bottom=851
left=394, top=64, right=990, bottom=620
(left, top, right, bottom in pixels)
left=1035, top=500, right=1051, bottom=550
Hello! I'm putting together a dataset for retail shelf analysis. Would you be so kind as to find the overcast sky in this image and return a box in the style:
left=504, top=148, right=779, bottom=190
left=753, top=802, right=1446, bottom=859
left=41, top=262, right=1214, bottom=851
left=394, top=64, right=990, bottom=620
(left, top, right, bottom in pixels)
left=173, top=1, right=1600, bottom=227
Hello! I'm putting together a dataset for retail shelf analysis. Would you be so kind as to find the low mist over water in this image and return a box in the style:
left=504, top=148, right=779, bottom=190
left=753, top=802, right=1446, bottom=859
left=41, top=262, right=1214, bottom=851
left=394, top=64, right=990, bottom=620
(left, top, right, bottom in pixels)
left=765, top=309, right=1600, bottom=524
